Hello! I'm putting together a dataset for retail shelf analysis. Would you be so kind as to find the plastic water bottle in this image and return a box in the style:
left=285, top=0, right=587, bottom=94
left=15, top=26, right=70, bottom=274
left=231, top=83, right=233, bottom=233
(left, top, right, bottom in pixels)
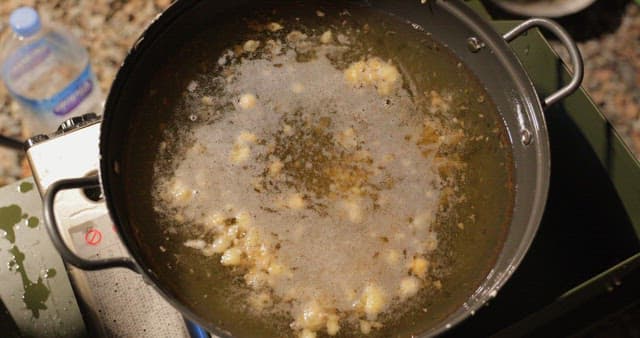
left=0, top=7, right=103, bottom=135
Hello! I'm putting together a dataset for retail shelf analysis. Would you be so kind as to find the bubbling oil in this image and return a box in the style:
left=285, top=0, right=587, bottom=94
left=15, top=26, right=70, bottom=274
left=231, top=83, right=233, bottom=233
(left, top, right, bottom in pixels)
left=138, top=4, right=513, bottom=338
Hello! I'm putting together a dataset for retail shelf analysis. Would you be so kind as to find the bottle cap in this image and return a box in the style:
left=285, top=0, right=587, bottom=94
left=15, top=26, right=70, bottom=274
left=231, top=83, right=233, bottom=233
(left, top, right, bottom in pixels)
left=9, top=7, right=41, bottom=38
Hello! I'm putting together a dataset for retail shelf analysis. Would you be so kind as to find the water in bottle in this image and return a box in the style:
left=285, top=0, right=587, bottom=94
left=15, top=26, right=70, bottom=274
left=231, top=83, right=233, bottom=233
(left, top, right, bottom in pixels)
left=0, top=7, right=103, bottom=134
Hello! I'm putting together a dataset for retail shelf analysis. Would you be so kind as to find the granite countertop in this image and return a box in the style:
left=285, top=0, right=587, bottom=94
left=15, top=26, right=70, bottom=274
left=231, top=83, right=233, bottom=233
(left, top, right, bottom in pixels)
left=0, top=0, right=171, bottom=186
left=574, top=4, right=640, bottom=155
left=0, top=0, right=638, bottom=186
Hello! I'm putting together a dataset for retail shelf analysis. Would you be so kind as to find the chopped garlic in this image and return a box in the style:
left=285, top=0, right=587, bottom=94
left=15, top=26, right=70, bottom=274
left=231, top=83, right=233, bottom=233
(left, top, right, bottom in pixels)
left=220, top=247, right=243, bottom=266
left=237, top=131, right=258, bottom=144
left=399, top=276, right=421, bottom=300
left=384, top=249, right=400, bottom=265
left=211, top=235, right=232, bottom=254
left=360, top=320, right=372, bottom=334
left=267, top=22, right=283, bottom=32
left=287, top=193, right=306, bottom=210
left=264, top=39, right=282, bottom=55
left=326, top=314, right=340, bottom=336
left=167, top=179, right=194, bottom=205
left=243, top=40, right=260, bottom=52
left=238, top=93, right=257, bottom=110
left=296, top=301, right=326, bottom=331
left=244, top=269, right=268, bottom=289
left=205, top=213, right=224, bottom=230
left=344, top=58, right=401, bottom=96
left=183, top=239, right=206, bottom=250
left=217, top=50, right=234, bottom=66
left=412, top=211, right=433, bottom=230
left=186, top=143, right=206, bottom=157
left=230, top=144, right=250, bottom=164
left=267, top=262, right=288, bottom=276
left=299, top=329, right=316, bottom=338
left=226, top=225, right=239, bottom=239
left=283, top=123, right=294, bottom=136
left=340, top=198, right=363, bottom=223
left=287, top=30, right=307, bottom=43
left=344, top=60, right=365, bottom=84
left=187, top=80, right=198, bottom=92
left=337, top=127, right=357, bottom=149
left=320, top=30, right=333, bottom=44
left=362, top=284, right=387, bottom=319
left=269, top=159, right=284, bottom=176
left=235, top=211, right=251, bottom=228
left=411, top=257, right=429, bottom=278
left=336, top=33, right=350, bottom=45
left=243, top=228, right=260, bottom=252
left=201, top=95, right=214, bottom=105
left=424, top=233, right=438, bottom=252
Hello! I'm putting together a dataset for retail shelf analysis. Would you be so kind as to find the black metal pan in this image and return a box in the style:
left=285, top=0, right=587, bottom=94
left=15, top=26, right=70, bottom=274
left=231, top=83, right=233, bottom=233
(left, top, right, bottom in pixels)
left=43, top=1, right=583, bottom=337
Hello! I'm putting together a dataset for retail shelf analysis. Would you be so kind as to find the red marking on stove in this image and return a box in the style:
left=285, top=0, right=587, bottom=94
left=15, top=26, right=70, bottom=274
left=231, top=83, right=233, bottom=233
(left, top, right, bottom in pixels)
left=85, top=228, right=102, bottom=245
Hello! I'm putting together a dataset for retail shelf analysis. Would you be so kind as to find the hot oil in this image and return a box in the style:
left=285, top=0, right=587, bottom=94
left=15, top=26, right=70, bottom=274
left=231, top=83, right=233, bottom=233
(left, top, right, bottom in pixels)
left=125, top=3, right=513, bottom=337
left=312, top=7, right=514, bottom=337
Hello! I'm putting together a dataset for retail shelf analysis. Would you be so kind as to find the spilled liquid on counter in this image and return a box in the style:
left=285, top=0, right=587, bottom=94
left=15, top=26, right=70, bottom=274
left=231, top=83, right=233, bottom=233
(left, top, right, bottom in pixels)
left=0, top=203, right=53, bottom=319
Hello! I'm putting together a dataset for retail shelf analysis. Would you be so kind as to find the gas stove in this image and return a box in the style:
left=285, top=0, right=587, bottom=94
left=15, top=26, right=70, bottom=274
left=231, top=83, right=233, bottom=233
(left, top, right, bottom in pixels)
left=25, top=114, right=192, bottom=337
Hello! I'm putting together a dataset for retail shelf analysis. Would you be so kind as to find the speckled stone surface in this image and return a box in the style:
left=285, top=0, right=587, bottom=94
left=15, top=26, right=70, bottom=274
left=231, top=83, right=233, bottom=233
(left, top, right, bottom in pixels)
left=550, top=3, right=640, bottom=160
left=0, top=0, right=638, bottom=186
left=0, top=0, right=169, bottom=185
left=585, top=4, right=640, bottom=155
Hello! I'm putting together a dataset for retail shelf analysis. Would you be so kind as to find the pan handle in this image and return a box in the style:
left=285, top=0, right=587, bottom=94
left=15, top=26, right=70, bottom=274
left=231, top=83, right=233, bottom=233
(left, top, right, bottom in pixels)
left=43, top=175, right=140, bottom=272
left=503, top=18, right=584, bottom=108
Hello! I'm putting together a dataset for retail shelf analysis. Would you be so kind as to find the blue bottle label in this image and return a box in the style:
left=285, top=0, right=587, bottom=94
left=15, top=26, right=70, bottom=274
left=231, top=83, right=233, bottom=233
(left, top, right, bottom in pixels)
left=9, top=64, right=95, bottom=117
left=49, top=65, right=94, bottom=116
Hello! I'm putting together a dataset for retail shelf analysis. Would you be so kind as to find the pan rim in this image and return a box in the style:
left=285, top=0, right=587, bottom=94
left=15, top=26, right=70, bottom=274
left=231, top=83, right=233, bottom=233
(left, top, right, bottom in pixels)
left=99, top=1, right=551, bottom=337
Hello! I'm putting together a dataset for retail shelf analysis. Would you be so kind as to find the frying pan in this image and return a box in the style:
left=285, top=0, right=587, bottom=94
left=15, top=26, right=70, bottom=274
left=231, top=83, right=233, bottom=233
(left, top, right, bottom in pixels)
left=42, top=1, right=583, bottom=336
